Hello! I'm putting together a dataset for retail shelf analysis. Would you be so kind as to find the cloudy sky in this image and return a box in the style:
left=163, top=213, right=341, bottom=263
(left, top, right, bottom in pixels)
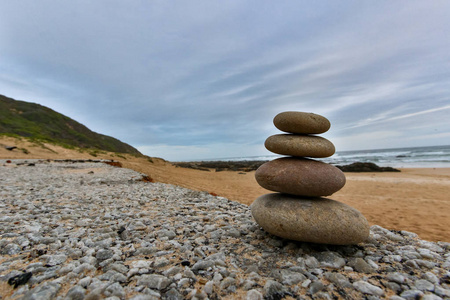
left=1, top=1, right=449, bottom=161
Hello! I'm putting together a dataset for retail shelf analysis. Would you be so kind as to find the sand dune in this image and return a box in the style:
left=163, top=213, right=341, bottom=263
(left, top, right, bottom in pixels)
left=1, top=136, right=449, bottom=242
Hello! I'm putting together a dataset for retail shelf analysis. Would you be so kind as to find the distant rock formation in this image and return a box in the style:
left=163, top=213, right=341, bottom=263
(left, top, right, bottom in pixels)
left=173, top=160, right=266, bottom=172
left=336, top=162, right=400, bottom=172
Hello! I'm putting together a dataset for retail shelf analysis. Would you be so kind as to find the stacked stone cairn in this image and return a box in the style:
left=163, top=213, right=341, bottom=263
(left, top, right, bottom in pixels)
left=251, top=111, right=370, bottom=245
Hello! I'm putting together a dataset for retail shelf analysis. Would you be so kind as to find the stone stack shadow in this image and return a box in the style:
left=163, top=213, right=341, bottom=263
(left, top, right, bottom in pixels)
left=251, top=111, right=369, bottom=245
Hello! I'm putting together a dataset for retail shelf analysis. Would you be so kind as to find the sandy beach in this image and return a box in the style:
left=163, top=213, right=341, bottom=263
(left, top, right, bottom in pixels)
left=2, top=159, right=449, bottom=299
left=1, top=136, right=449, bottom=242
left=122, top=160, right=450, bottom=243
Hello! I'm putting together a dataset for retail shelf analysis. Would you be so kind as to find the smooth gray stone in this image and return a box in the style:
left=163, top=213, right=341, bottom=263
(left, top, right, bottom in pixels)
left=264, top=280, right=286, bottom=298
left=353, top=281, right=385, bottom=296
left=314, top=252, right=345, bottom=269
left=265, top=134, right=335, bottom=158
left=22, top=282, right=61, bottom=300
left=255, top=157, right=345, bottom=197
left=324, top=272, right=352, bottom=288
left=246, top=289, right=263, bottom=300
left=65, top=285, right=86, bottom=300
left=96, top=249, right=114, bottom=261
left=273, top=111, right=331, bottom=134
left=251, top=193, right=369, bottom=245
left=348, top=257, right=374, bottom=273
left=309, top=281, right=325, bottom=294
left=104, top=282, right=125, bottom=298
left=137, top=274, right=170, bottom=290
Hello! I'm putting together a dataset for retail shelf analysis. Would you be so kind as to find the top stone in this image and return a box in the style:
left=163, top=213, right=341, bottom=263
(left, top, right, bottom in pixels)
left=273, top=111, right=331, bottom=134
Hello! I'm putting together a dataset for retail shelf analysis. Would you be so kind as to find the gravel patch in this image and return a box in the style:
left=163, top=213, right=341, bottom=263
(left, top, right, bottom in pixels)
left=1, top=159, right=449, bottom=299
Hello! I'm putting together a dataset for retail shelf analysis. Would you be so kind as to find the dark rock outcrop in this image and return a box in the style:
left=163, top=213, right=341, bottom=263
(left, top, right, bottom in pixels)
left=174, top=160, right=267, bottom=172
left=336, top=162, right=400, bottom=172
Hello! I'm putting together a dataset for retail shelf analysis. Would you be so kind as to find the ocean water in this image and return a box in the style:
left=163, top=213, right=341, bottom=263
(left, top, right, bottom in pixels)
left=321, top=145, right=450, bottom=168
left=203, top=145, right=450, bottom=168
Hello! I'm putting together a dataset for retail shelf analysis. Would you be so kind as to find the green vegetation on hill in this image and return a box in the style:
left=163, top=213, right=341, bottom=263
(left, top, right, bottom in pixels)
left=0, top=94, right=142, bottom=155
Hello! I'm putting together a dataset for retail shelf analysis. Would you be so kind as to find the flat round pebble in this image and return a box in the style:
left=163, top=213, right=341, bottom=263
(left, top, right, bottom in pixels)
left=255, top=157, right=346, bottom=196
left=273, top=111, right=331, bottom=134
left=0, top=159, right=449, bottom=299
left=265, top=134, right=335, bottom=158
left=251, top=193, right=370, bottom=245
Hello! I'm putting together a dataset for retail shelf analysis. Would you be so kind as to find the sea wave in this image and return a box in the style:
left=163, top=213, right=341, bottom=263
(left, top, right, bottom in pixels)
left=196, top=145, right=450, bottom=168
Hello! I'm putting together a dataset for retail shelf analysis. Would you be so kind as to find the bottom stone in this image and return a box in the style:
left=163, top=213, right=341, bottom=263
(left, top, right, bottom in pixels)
left=250, top=193, right=369, bottom=245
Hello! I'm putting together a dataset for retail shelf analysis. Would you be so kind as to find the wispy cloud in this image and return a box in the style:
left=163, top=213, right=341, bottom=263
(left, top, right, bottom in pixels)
left=387, top=105, right=450, bottom=122
left=1, top=1, right=449, bottom=160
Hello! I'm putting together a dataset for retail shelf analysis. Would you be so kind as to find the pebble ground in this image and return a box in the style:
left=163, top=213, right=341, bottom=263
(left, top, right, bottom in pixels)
left=0, top=160, right=449, bottom=300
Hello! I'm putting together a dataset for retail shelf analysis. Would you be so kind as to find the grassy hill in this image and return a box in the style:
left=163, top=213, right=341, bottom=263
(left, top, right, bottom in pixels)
left=0, top=94, right=141, bottom=155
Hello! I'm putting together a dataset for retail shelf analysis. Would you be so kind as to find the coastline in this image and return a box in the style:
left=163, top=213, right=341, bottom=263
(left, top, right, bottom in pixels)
left=115, top=160, right=450, bottom=243
left=1, top=137, right=449, bottom=242
left=1, top=160, right=449, bottom=299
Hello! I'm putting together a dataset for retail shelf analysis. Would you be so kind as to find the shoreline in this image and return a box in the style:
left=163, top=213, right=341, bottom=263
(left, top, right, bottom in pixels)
left=119, top=162, right=450, bottom=243
left=1, top=160, right=449, bottom=299
left=1, top=137, right=449, bottom=242
left=4, top=158, right=449, bottom=243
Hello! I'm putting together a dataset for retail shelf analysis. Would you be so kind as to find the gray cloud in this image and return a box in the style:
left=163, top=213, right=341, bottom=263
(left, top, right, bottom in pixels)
left=1, top=1, right=449, bottom=160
